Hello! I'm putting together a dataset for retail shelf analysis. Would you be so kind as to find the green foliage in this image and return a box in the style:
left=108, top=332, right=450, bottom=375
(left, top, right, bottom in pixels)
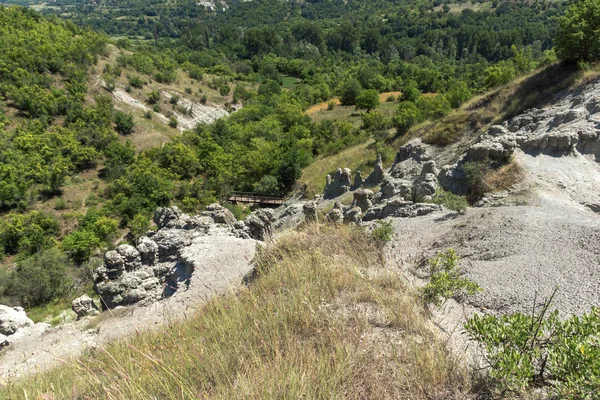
left=431, top=190, right=469, bottom=212
left=62, top=209, right=118, bottom=263
left=371, top=220, right=393, bottom=247
left=355, top=89, right=380, bottom=112
left=484, top=62, right=516, bottom=89
left=421, top=249, right=482, bottom=306
left=0, top=248, right=73, bottom=308
left=168, top=116, right=179, bottom=128
left=465, top=292, right=600, bottom=397
left=113, top=110, right=135, bottom=135
left=446, top=81, right=472, bottom=109
left=128, top=213, right=151, bottom=241
left=54, top=197, right=68, bottom=210
left=253, top=175, right=280, bottom=195
left=556, top=0, right=600, bottom=62
left=222, top=202, right=251, bottom=221
left=0, top=211, right=59, bottom=256
left=463, top=159, right=494, bottom=203
left=128, top=75, right=144, bottom=89
left=393, top=101, right=419, bottom=135
left=339, top=79, right=363, bottom=106
left=147, top=90, right=160, bottom=104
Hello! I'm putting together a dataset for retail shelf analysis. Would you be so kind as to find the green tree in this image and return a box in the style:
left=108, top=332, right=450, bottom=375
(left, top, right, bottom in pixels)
left=113, top=110, right=135, bottom=135
left=5, top=248, right=73, bottom=307
left=393, top=101, right=420, bottom=134
left=339, top=79, right=363, bottom=106
left=556, top=0, right=600, bottom=62
left=355, top=89, right=380, bottom=112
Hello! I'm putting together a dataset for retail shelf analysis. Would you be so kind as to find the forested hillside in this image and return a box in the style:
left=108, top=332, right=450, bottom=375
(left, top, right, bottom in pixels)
left=0, top=0, right=575, bottom=321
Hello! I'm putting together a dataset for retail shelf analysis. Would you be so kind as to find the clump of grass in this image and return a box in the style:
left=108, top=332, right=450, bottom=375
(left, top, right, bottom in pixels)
left=484, top=158, right=524, bottom=192
left=2, top=224, right=470, bottom=399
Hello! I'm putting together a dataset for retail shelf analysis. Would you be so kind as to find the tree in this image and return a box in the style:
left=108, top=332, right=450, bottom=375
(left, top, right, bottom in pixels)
left=393, top=101, right=420, bottom=134
left=556, top=0, right=600, bottom=62
left=113, top=111, right=135, bottom=135
left=339, top=79, right=363, bottom=106
left=355, top=89, right=380, bottom=112
left=5, top=248, right=73, bottom=307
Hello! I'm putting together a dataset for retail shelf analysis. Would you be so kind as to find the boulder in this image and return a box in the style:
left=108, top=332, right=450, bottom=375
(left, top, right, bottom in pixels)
left=353, top=188, right=374, bottom=212
left=326, top=202, right=344, bottom=224
left=0, top=305, right=34, bottom=336
left=201, top=203, right=236, bottom=226
left=136, top=236, right=159, bottom=265
left=303, top=201, right=318, bottom=223
left=153, top=206, right=183, bottom=229
left=242, top=209, right=274, bottom=241
left=344, top=206, right=363, bottom=224
left=71, top=295, right=100, bottom=320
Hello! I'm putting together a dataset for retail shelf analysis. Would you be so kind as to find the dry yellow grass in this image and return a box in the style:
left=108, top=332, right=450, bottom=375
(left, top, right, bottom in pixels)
left=1, top=224, right=471, bottom=400
left=485, top=159, right=525, bottom=192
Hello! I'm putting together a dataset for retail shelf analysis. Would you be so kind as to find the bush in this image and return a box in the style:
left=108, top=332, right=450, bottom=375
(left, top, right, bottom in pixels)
left=371, top=220, right=393, bottom=247
left=113, top=111, right=135, bottom=135
left=355, top=89, right=380, bottom=112
left=170, top=94, right=180, bottom=105
left=393, top=101, right=419, bottom=135
left=129, top=75, right=144, bottom=89
left=431, top=190, right=469, bottom=212
left=168, top=116, right=178, bottom=128
left=3, top=248, right=73, bottom=307
left=129, top=213, right=150, bottom=241
left=222, top=202, right=251, bottom=221
left=339, top=79, right=362, bottom=106
left=61, top=229, right=102, bottom=263
left=327, top=101, right=336, bottom=110
left=147, top=90, right=160, bottom=104
left=465, top=291, right=600, bottom=397
left=421, top=249, right=481, bottom=307
left=54, top=197, right=68, bottom=210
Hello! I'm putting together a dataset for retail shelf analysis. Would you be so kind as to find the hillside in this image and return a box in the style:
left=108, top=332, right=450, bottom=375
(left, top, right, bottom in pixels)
left=1, top=0, right=600, bottom=397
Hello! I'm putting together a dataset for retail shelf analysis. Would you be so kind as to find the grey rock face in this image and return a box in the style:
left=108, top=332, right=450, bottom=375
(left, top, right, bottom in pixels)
left=351, top=171, right=364, bottom=190
left=323, top=168, right=352, bottom=199
left=353, top=189, right=374, bottom=212
left=303, top=201, right=318, bottom=223
left=95, top=205, right=263, bottom=310
left=344, top=206, right=363, bottom=224
left=326, top=202, right=344, bottom=224
left=71, top=295, right=100, bottom=320
left=201, top=203, right=236, bottom=226
left=0, top=305, right=34, bottom=336
left=364, top=154, right=385, bottom=187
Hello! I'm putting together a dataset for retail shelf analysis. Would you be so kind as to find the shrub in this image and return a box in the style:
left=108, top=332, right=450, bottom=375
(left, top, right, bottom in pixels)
left=61, top=229, right=102, bottom=263
left=147, top=90, right=160, bottom=104
left=355, top=89, right=380, bottom=112
left=393, top=101, right=419, bottom=135
left=200, top=94, right=208, bottom=104
left=185, top=87, right=192, bottom=94
left=129, top=75, right=144, bottom=89
left=170, top=94, right=180, bottom=105
left=421, top=249, right=481, bottom=306
left=129, top=213, right=150, bottom=241
left=4, top=248, right=73, bottom=307
left=54, top=197, right=67, bottom=210
left=339, top=79, right=362, bottom=106
left=431, top=190, right=468, bottom=212
left=168, top=116, right=178, bottom=128
left=371, top=220, right=393, bottom=247
left=327, top=101, right=336, bottom=110
left=222, top=203, right=251, bottom=221
left=113, top=111, right=135, bottom=135
left=386, top=94, right=396, bottom=102
left=144, top=110, right=152, bottom=119
left=465, top=290, right=600, bottom=397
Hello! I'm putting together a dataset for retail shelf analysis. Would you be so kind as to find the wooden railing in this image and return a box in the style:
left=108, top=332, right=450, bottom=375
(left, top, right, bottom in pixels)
left=227, top=192, right=286, bottom=206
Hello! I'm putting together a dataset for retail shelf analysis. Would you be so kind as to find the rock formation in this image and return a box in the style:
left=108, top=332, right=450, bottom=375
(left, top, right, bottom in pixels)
left=71, top=295, right=100, bottom=320
left=323, top=168, right=352, bottom=199
left=94, top=206, right=273, bottom=310
left=0, top=306, right=33, bottom=336
left=364, top=154, right=385, bottom=186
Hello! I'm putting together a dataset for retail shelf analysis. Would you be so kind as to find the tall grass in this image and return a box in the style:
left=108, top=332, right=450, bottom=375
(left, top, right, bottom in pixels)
left=2, top=224, right=470, bottom=399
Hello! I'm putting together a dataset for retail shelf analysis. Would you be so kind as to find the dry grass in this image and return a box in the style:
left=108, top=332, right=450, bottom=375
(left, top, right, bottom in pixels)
left=1, top=224, right=471, bottom=400
left=484, top=159, right=525, bottom=192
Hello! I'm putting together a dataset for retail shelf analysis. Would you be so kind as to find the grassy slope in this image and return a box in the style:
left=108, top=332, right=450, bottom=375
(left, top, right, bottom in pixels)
left=1, top=224, right=469, bottom=399
left=300, top=62, right=597, bottom=197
